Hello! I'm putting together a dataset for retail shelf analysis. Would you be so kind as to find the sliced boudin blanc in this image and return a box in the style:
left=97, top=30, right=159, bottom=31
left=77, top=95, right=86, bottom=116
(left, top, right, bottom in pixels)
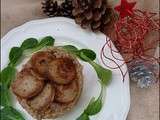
left=48, top=57, right=77, bottom=85
left=28, top=83, right=55, bottom=111
left=11, top=68, right=44, bottom=98
left=54, top=80, right=78, bottom=103
left=31, top=51, right=54, bottom=76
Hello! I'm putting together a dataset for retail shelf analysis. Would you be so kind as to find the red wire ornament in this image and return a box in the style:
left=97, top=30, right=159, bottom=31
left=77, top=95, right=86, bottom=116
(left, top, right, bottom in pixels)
left=101, top=1, right=160, bottom=82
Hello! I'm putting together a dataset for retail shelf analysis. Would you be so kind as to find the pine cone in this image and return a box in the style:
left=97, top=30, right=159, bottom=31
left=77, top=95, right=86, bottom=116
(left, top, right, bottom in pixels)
left=128, top=58, right=159, bottom=88
left=72, top=0, right=113, bottom=32
left=42, top=0, right=73, bottom=18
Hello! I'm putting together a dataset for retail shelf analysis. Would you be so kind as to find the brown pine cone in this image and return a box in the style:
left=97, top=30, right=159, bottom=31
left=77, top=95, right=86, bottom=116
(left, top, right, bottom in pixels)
left=42, top=0, right=74, bottom=18
left=72, top=0, right=113, bottom=32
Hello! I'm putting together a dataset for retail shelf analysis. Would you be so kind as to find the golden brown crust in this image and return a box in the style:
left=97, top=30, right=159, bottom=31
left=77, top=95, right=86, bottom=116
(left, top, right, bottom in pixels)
left=31, top=51, right=55, bottom=77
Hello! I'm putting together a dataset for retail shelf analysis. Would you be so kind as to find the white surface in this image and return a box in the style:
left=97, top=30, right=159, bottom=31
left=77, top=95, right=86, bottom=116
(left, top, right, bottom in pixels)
left=1, top=17, right=130, bottom=120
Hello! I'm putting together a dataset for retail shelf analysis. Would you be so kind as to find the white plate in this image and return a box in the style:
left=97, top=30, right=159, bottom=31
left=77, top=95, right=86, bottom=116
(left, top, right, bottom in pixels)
left=1, top=17, right=130, bottom=120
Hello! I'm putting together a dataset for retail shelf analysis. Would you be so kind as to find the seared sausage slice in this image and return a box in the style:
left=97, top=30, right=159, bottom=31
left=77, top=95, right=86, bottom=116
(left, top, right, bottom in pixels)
left=48, top=58, right=77, bottom=85
left=28, top=83, right=55, bottom=111
left=12, top=69, right=44, bottom=98
left=54, top=81, right=78, bottom=103
left=31, top=51, right=54, bottom=76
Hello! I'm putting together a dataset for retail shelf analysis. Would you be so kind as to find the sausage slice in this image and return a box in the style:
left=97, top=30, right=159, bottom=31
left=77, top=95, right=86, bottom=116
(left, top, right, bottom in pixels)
left=48, top=58, right=77, bottom=85
left=12, top=69, right=44, bottom=98
left=54, top=81, right=78, bottom=103
left=31, top=51, right=54, bottom=76
left=28, top=83, right=55, bottom=111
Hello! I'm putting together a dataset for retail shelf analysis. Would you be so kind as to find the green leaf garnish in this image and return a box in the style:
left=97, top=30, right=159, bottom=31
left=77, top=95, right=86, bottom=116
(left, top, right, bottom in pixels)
left=38, top=36, right=55, bottom=46
left=1, top=66, right=16, bottom=88
left=0, top=85, right=11, bottom=106
left=77, top=81, right=105, bottom=119
left=62, top=45, right=79, bottom=53
left=25, top=36, right=55, bottom=54
left=85, top=96, right=102, bottom=115
left=76, top=113, right=90, bottom=120
left=62, top=46, right=96, bottom=62
left=0, top=106, right=25, bottom=120
left=9, top=47, right=23, bottom=66
left=79, top=49, right=96, bottom=62
left=79, top=51, right=112, bottom=85
left=90, top=62, right=112, bottom=86
left=20, top=38, right=38, bottom=50
left=84, top=81, right=104, bottom=116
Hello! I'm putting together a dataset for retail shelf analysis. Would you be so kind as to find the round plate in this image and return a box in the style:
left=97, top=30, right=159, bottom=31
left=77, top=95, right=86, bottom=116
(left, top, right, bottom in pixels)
left=1, top=17, right=130, bottom=120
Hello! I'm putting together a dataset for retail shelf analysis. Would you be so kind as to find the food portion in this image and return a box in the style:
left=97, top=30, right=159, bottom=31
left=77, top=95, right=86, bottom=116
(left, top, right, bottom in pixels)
left=12, top=68, right=44, bottom=99
left=48, top=57, right=77, bottom=84
left=31, top=51, right=54, bottom=77
left=11, top=47, right=83, bottom=119
left=28, top=83, right=54, bottom=111
left=54, top=80, right=78, bottom=103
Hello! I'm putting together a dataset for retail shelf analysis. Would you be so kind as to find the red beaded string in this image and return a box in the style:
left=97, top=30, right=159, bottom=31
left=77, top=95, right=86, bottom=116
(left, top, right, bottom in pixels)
left=101, top=9, right=159, bottom=82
